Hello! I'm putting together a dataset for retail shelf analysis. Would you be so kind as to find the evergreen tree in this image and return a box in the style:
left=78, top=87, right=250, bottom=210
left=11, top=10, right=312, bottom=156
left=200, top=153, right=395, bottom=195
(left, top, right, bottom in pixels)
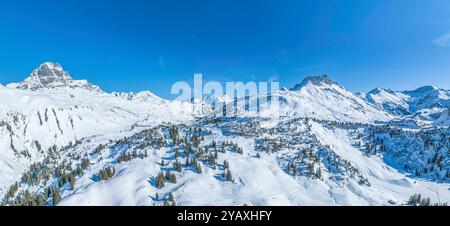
left=6, top=182, right=19, bottom=199
left=292, top=166, right=297, bottom=177
left=308, top=163, right=315, bottom=176
left=170, top=173, right=177, bottom=184
left=168, top=192, right=175, bottom=202
left=316, top=167, right=322, bottom=180
left=156, top=172, right=165, bottom=188
left=52, top=189, right=61, bottom=206
left=196, top=163, right=203, bottom=174
left=223, top=160, right=229, bottom=169
left=173, top=160, right=182, bottom=172
left=69, top=174, right=75, bottom=190
left=225, top=170, right=233, bottom=181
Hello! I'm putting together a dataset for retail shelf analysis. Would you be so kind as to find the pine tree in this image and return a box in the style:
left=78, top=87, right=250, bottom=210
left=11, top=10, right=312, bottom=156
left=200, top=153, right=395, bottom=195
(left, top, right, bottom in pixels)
left=6, top=182, right=19, bottom=199
left=52, top=189, right=61, bottom=206
left=173, top=160, right=182, bottom=172
left=223, top=160, right=229, bottom=169
left=292, top=166, right=297, bottom=177
left=168, top=192, right=175, bottom=202
left=308, top=163, right=314, bottom=176
left=191, top=158, right=197, bottom=168
left=170, top=173, right=177, bottom=184
left=69, top=174, right=75, bottom=190
left=156, top=172, right=166, bottom=188
left=165, top=171, right=171, bottom=181
left=225, top=170, right=233, bottom=181
left=107, top=167, right=113, bottom=178
left=209, top=153, right=216, bottom=165
left=35, top=194, right=45, bottom=206
left=196, top=163, right=202, bottom=174
left=316, top=167, right=322, bottom=180
left=98, top=171, right=104, bottom=181
left=159, top=177, right=165, bottom=189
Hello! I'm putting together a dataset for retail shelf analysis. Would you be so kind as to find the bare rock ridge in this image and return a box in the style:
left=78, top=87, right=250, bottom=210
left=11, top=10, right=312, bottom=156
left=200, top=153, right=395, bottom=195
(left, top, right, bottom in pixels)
left=290, top=74, right=340, bottom=91
left=17, top=62, right=101, bottom=92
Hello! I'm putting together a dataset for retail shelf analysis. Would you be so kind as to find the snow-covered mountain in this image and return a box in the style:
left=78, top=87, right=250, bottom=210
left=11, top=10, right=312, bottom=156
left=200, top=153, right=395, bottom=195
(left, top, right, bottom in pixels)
left=216, top=75, right=393, bottom=123
left=359, top=86, right=450, bottom=116
left=0, top=63, right=448, bottom=206
left=0, top=62, right=195, bottom=191
left=358, top=88, right=411, bottom=115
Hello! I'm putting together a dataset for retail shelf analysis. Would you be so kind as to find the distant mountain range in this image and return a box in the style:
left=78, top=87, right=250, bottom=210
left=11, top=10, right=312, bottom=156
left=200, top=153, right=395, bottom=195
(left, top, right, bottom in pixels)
left=358, top=86, right=450, bottom=116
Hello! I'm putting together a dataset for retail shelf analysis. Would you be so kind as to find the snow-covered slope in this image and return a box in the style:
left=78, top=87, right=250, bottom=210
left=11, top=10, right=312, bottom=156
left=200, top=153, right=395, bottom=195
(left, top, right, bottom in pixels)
left=0, top=64, right=448, bottom=206
left=360, top=86, right=450, bottom=116
left=0, top=63, right=195, bottom=192
left=217, top=75, right=393, bottom=123
left=3, top=117, right=448, bottom=206
left=112, top=91, right=165, bottom=103
left=358, top=88, right=411, bottom=115
left=404, top=86, right=450, bottom=111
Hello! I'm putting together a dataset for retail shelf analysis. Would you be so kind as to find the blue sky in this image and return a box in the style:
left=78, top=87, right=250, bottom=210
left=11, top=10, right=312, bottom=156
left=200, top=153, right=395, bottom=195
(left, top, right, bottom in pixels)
left=0, top=0, right=450, bottom=98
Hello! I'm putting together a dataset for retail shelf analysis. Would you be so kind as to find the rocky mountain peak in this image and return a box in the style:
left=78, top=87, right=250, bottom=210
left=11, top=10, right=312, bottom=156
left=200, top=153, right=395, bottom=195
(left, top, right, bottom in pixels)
left=17, top=62, right=101, bottom=92
left=290, top=74, right=340, bottom=91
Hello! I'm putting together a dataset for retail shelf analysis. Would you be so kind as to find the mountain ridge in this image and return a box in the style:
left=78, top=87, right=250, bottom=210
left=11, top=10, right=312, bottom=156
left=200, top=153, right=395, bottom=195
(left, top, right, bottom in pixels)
left=359, top=85, right=450, bottom=116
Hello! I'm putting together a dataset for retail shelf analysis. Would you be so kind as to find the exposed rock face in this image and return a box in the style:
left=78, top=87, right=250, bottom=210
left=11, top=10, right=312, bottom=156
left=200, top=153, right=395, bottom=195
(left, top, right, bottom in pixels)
left=17, top=62, right=101, bottom=92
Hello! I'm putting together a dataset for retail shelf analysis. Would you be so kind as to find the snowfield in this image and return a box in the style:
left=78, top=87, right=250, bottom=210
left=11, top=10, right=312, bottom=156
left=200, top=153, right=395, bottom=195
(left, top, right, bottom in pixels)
left=54, top=120, right=449, bottom=206
left=0, top=63, right=449, bottom=206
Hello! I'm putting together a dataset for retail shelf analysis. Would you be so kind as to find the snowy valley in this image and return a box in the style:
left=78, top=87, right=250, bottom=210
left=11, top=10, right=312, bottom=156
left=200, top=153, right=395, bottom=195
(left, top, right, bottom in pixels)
left=0, top=63, right=449, bottom=206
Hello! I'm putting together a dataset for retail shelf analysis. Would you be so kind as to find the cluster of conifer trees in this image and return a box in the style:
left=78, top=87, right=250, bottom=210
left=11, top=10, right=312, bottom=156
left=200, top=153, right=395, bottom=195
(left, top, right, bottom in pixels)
left=407, top=194, right=448, bottom=206
left=117, top=150, right=148, bottom=163
left=98, top=166, right=116, bottom=181
left=154, top=171, right=177, bottom=188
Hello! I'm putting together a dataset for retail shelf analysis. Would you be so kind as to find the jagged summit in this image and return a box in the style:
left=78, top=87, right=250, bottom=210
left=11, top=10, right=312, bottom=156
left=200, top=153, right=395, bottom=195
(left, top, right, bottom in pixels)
left=31, top=62, right=71, bottom=79
left=17, top=62, right=101, bottom=92
left=368, top=87, right=395, bottom=95
left=290, top=74, right=340, bottom=91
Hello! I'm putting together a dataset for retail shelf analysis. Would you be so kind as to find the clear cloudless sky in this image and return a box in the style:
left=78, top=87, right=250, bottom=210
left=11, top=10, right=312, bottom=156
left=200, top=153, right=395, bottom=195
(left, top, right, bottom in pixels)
left=0, top=0, right=450, bottom=99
